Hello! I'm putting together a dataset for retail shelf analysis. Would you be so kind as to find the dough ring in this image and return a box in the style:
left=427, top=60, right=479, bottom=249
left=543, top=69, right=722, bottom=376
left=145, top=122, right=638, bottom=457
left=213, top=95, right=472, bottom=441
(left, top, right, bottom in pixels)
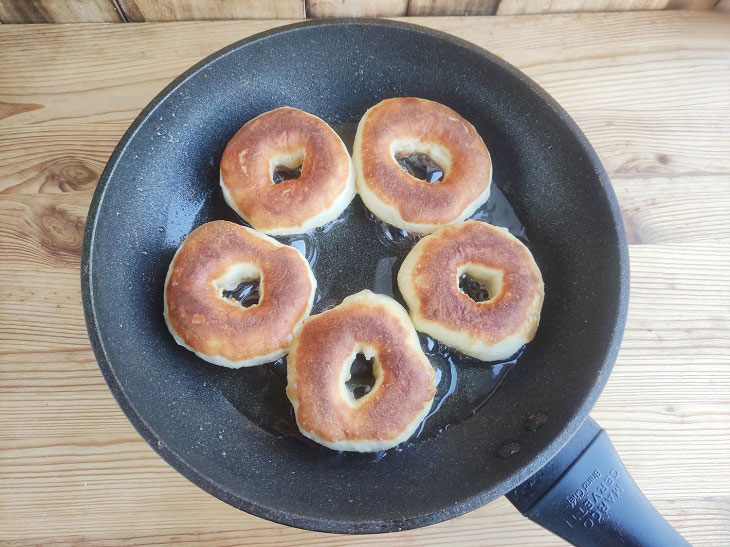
left=220, top=107, right=355, bottom=235
left=164, top=220, right=316, bottom=367
left=286, top=290, right=437, bottom=452
left=398, top=220, right=544, bottom=361
left=353, top=97, right=491, bottom=233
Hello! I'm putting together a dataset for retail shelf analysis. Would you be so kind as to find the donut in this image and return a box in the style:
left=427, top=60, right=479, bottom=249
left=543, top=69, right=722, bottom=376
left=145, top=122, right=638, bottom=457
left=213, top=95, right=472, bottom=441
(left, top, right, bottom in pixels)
left=220, top=107, right=355, bottom=235
left=164, top=220, right=316, bottom=368
left=397, top=221, right=544, bottom=361
left=286, top=290, right=437, bottom=452
left=353, top=97, right=492, bottom=233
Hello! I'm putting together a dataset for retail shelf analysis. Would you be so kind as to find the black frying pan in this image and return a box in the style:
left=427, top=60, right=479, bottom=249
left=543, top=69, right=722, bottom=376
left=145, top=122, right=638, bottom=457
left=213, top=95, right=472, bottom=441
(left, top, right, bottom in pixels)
left=81, top=19, right=687, bottom=545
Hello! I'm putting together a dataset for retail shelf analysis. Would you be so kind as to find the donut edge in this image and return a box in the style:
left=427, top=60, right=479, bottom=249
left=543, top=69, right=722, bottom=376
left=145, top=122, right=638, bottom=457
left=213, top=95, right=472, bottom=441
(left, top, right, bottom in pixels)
left=163, top=221, right=317, bottom=368
left=397, top=221, right=544, bottom=362
left=286, top=290, right=437, bottom=452
left=353, top=98, right=492, bottom=234
left=220, top=108, right=356, bottom=236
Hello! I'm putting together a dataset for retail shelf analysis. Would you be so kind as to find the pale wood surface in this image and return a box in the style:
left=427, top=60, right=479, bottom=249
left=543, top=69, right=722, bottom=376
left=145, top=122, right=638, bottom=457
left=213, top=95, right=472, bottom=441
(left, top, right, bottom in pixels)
left=0, top=0, right=722, bottom=22
left=496, top=0, right=719, bottom=15
left=1, top=12, right=729, bottom=546
left=0, top=0, right=123, bottom=23
left=117, top=0, right=305, bottom=22
left=408, top=0, right=499, bottom=16
left=305, top=0, right=409, bottom=17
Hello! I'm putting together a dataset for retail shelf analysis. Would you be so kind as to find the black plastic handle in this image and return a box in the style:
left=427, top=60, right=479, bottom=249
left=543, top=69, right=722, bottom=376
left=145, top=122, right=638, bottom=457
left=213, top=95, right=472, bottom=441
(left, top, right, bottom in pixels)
left=507, top=418, right=689, bottom=546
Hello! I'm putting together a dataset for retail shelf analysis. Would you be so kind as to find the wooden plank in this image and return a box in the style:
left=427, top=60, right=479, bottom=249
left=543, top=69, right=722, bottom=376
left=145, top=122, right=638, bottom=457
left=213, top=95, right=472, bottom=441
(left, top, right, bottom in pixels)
left=408, top=0, right=499, bottom=15
left=0, top=194, right=89, bottom=270
left=411, top=13, right=730, bottom=177
left=496, top=0, right=718, bottom=15
left=2, top=14, right=727, bottom=177
left=0, top=0, right=123, bottom=23
left=5, top=14, right=728, bottom=239
left=669, top=0, right=719, bottom=7
left=305, top=0, right=408, bottom=17
left=0, top=21, right=289, bottom=127
left=0, top=125, right=124, bottom=195
left=1, top=12, right=729, bottom=546
left=117, top=0, right=305, bottom=22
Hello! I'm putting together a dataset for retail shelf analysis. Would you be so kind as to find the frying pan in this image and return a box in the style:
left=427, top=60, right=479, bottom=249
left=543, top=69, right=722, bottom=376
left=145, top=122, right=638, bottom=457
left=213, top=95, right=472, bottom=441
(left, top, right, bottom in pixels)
left=81, top=19, right=688, bottom=545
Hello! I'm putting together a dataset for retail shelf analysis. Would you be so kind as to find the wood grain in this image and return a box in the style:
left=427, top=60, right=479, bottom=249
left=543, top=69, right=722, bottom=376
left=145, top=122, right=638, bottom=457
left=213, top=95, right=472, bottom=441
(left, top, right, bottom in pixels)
left=116, top=0, right=305, bottom=21
left=496, top=0, right=719, bottom=15
left=0, top=125, right=123, bottom=195
left=305, top=0, right=408, bottom=17
left=0, top=0, right=721, bottom=24
left=1, top=12, right=729, bottom=546
left=408, top=0, right=499, bottom=15
left=0, top=0, right=123, bottom=23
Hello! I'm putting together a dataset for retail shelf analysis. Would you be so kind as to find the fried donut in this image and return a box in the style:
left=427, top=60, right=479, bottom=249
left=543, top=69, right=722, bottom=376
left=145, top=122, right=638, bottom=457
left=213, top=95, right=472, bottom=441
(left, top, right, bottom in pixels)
left=287, top=290, right=437, bottom=452
left=164, top=220, right=316, bottom=367
left=220, top=107, right=355, bottom=235
left=353, top=97, right=491, bottom=233
left=398, top=221, right=544, bottom=361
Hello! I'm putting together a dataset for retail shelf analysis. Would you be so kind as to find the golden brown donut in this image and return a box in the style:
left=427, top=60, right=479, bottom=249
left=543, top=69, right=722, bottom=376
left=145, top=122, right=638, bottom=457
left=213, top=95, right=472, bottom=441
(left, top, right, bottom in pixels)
left=353, top=98, right=491, bottom=233
left=220, top=107, right=355, bottom=235
left=398, top=221, right=544, bottom=361
left=287, top=290, right=437, bottom=452
left=164, top=220, right=316, bottom=367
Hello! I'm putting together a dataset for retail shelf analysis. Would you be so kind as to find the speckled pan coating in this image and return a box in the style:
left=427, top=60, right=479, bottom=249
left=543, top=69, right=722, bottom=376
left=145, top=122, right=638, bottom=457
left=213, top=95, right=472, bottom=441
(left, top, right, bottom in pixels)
left=81, top=19, right=628, bottom=535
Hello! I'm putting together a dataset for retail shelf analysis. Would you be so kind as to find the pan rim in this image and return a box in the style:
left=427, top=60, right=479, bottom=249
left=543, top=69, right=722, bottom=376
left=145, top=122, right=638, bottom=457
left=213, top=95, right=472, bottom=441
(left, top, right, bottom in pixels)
left=81, top=17, right=630, bottom=534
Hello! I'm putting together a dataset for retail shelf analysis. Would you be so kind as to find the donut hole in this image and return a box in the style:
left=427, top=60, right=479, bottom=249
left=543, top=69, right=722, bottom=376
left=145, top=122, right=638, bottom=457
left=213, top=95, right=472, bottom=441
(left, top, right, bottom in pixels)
left=459, top=275, right=489, bottom=302
left=222, top=280, right=260, bottom=308
left=391, top=140, right=451, bottom=184
left=342, top=345, right=382, bottom=405
left=346, top=353, right=376, bottom=400
left=270, top=148, right=305, bottom=184
left=395, top=153, right=444, bottom=184
left=214, top=263, right=262, bottom=309
left=457, top=264, right=503, bottom=303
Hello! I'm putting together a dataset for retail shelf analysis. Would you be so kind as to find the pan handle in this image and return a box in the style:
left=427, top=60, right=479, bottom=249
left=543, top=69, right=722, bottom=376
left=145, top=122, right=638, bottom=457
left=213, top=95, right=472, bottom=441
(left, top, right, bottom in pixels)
left=506, top=417, right=689, bottom=546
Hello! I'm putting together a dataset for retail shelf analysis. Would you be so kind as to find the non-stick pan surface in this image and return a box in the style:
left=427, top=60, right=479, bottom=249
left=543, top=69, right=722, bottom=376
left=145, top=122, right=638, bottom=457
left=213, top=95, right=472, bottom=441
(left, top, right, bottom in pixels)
left=82, top=19, right=629, bottom=533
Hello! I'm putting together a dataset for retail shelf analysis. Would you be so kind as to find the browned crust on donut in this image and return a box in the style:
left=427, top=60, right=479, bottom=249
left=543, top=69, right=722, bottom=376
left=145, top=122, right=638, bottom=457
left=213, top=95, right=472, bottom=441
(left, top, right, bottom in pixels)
left=220, top=108, right=350, bottom=231
left=407, top=221, right=543, bottom=342
left=288, top=296, right=436, bottom=444
left=165, top=220, right=313, bottom=361
left=358, top=98, right=491, bottom=224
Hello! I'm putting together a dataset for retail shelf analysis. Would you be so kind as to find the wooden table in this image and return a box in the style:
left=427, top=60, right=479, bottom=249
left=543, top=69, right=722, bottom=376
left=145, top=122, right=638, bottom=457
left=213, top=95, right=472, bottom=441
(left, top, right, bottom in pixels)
left=1, top=11, right=729, bottom=545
